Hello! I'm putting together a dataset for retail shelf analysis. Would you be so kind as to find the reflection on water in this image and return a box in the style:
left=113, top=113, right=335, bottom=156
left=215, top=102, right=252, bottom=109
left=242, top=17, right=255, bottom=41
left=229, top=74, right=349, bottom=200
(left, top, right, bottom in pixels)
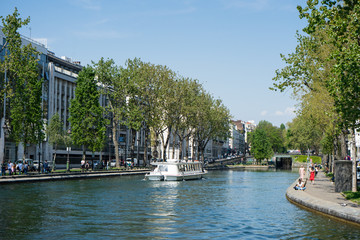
left=0, top=170, right=360, bottom=239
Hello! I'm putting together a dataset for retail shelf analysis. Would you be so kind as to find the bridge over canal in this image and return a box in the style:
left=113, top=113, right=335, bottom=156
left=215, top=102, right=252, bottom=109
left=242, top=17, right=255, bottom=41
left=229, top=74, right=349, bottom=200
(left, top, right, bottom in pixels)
left=205, top=154, right=293, bottom=170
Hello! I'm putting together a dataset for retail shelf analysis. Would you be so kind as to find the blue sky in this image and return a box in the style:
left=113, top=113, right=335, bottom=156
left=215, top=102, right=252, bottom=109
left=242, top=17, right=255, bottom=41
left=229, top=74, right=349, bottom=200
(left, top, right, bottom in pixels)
left=1, top=0, right=307, bottom=127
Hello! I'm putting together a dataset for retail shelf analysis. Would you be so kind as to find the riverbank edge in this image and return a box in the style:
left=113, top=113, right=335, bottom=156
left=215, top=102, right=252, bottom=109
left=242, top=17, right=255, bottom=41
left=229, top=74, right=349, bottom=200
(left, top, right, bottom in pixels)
left=285, top=179, right=360, bottom=226
left=0, top=169, right=150, bottom=184
left=226, top=165, right=270, bottom=170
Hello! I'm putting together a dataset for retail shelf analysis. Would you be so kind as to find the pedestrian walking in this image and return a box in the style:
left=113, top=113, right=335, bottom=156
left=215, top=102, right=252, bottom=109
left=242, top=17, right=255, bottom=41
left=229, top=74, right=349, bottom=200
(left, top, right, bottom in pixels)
left=81, top=159, right=85, bottom=172
left=299, top=165, right=305, bottom=182
left=7, top=161, right=12, bottom=175
left=11, top=162, right=15, bottom=175
left=24, top=161, right=28, bottom=174
left=1, top=162, right=6, bottom=176
left=309, top=167, right=315, bottom=184
left=43, top=160, right=49, bottom=173
left=18, top=162, right=23, bottom=175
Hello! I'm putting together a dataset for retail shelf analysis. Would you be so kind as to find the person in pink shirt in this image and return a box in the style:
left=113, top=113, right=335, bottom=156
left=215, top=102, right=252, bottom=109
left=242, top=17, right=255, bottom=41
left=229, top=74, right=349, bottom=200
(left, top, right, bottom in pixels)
left=299, top=165, right=305, bottom=181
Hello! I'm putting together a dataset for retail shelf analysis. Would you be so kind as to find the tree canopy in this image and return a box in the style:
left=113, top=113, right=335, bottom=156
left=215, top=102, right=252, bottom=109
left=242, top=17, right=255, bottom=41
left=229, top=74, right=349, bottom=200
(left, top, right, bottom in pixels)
left=69, top=65, right=106, bottom=160
left=272, top=0, right=360, bottom=191
left=0, top=8, right=44, bottom=159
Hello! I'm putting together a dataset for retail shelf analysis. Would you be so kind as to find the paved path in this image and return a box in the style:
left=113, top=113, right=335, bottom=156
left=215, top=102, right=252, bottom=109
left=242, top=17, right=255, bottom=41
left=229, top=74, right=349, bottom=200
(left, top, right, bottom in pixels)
left=286, top=171, right=360, bottom=225
left=0, top=169, right=150, bottom=184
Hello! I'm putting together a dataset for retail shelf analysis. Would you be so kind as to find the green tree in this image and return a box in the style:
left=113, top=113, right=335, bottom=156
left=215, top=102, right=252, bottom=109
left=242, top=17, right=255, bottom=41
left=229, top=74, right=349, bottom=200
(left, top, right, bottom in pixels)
left=256, top=120, right=286, bottom=154
left=93, top=57, right=123, bottom=168
left=273, top=0, right=359, bottom=191
left=121, top=58, right=146, bottom=165
left=47, top=113, right=63, bottom=171
left=173, top=77, right=202, bottom=160
left=0, top=8, right=44, bottom=161
left=250, top=129, right=273, bottom=164
left=69, top=66, right=106, bottom=164
left=194, top=93, right=231, bottom=162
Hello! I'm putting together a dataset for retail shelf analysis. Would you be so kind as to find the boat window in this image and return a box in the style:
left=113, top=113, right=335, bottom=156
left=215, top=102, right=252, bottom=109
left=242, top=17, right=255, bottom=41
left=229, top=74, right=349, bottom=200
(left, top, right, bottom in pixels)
left=159, top=165, right=168, bottom=171
left=180, top=165, right=185, bottom=171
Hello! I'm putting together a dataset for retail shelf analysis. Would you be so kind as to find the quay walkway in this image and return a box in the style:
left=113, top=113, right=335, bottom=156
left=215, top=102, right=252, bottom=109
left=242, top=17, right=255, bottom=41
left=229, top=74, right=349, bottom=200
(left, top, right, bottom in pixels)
left=286, top=171, right=360, bottom=225
left=0, top=169, right=150, bottom=184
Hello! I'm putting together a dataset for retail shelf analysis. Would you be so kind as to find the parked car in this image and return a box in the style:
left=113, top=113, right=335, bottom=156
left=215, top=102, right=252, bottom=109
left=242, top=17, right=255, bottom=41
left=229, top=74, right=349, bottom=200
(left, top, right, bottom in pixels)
left=33, top=160, right=40, bottom=171
left=32, top=160, right=52, bottom=172
left=16, top=159, right=36, bottom=171
left=126, top=158, right=142, bottom=167
left=110, top=159, right=116, bottom=167
left=93, top=160, right=102, bottom=169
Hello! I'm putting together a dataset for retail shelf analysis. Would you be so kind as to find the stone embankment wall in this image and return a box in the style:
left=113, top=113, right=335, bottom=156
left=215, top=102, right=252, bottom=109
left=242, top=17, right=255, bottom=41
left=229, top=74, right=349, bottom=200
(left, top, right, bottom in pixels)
left=335, top=160, right=352, bottom=192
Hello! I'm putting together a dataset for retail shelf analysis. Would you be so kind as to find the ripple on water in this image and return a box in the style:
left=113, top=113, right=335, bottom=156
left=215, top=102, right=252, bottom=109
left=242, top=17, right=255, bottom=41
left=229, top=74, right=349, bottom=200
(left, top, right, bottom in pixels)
left=1, top=170, right=360, bottom=239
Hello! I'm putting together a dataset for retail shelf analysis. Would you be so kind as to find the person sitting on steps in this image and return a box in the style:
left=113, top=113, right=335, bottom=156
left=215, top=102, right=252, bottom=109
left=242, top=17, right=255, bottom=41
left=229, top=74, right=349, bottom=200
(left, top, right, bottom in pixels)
left=294, top=178, right=306, bottom=190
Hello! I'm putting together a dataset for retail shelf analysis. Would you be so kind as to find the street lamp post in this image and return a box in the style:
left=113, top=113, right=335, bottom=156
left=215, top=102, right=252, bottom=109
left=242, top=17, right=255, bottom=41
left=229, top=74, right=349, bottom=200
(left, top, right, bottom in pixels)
left=2, top=124, right=8, bottom=166
left=66, top=129, right=71, bottom=172
left=108, top=133, right=111, bottom=167
left=136, top=131, right=140, bottom=167
left=38, top=144, right=41, bottom=174
left=66, top=146, right=70, bottom=172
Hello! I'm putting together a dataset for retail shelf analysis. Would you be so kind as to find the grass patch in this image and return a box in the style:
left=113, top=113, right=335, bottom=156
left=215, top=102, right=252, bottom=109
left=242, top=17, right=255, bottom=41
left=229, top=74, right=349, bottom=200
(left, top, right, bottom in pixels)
left=109, top=167, right=126, bottom=170
left=342, top=191, right=360, bottom=205
left=52, top=169, right=82, bottom=173
left=325, top=172, right=334, bottom=179
left=292, top=155, right=321, bottom=164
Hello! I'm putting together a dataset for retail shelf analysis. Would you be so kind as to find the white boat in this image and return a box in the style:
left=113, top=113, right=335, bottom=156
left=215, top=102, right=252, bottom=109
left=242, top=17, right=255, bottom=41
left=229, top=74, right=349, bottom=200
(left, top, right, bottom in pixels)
left=145, top=159, right=207, bottom=181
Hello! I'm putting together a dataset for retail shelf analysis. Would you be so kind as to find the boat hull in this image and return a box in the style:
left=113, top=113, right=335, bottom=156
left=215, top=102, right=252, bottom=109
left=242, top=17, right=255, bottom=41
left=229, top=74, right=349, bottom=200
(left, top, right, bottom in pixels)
left=145, top=159, right=207, bottom=181
left=146, top=172, right=207, bottom=181
left=145, top=174, right=164, bottom=181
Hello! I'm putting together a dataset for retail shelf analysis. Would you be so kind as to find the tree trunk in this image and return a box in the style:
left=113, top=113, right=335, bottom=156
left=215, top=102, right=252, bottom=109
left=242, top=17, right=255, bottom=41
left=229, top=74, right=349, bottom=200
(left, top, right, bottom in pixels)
left=161, top=127, right=171, bottom=161
left=151, top=131, right=159, bottom=160
left=192, top=139, right=196, bottom=160
left=136, top=130, right=140, bottom=167
left=144, top=128, right=149, bottom=166
left=52, top=144, right=57, bottom=172
left=130, top=128, right=136, bottom=162
left=197, top=145, right=201, bottom=161
left=178, top=135, right=184, bottom=160
left=199, top=146, right=205, bottom=163
left=350, top=128, right=357, bottom=192
left=185, top=135, right=190, bottom=160
left=113, top=120, right=120, bottom=168
left=340, top=130, right=348, bottom=160
left=172, top=130, right=176, bottom=159
left=331, top=147, right=335, bottom=173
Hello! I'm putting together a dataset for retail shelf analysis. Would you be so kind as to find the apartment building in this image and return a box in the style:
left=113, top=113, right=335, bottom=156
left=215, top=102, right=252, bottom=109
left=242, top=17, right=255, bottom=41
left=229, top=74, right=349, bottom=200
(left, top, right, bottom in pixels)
left=0, top=30, right=149, bottom=167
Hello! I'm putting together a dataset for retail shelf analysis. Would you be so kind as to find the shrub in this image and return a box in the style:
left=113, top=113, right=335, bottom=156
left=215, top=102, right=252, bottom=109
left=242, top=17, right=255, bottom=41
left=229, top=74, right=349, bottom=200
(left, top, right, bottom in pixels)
left=343, top=191, right=360, bottom=205
left=292, top=155, right=321, bottom=164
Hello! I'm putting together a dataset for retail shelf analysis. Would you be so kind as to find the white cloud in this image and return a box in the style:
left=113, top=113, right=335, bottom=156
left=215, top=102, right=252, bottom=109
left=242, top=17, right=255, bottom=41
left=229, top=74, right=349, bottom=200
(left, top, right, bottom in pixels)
left=274, top=107, right=296, bottom=116
left=260, top=110, right=267, bottom=116
left=285, top=107, right=296, bottom=116
left=275, top=110, right=283, bottom=116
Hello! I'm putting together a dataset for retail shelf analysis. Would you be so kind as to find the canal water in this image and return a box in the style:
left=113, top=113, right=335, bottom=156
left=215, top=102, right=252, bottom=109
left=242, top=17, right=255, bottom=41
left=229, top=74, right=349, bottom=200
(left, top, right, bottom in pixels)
left=1, top=170, right=360, bottom=239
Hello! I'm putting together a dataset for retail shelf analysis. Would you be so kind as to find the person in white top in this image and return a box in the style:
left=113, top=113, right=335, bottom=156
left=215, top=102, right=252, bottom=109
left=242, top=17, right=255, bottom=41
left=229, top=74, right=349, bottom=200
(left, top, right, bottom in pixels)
left=295, top=178, right=306, bottom=190
left=81, top=159, right=85, bottom=172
